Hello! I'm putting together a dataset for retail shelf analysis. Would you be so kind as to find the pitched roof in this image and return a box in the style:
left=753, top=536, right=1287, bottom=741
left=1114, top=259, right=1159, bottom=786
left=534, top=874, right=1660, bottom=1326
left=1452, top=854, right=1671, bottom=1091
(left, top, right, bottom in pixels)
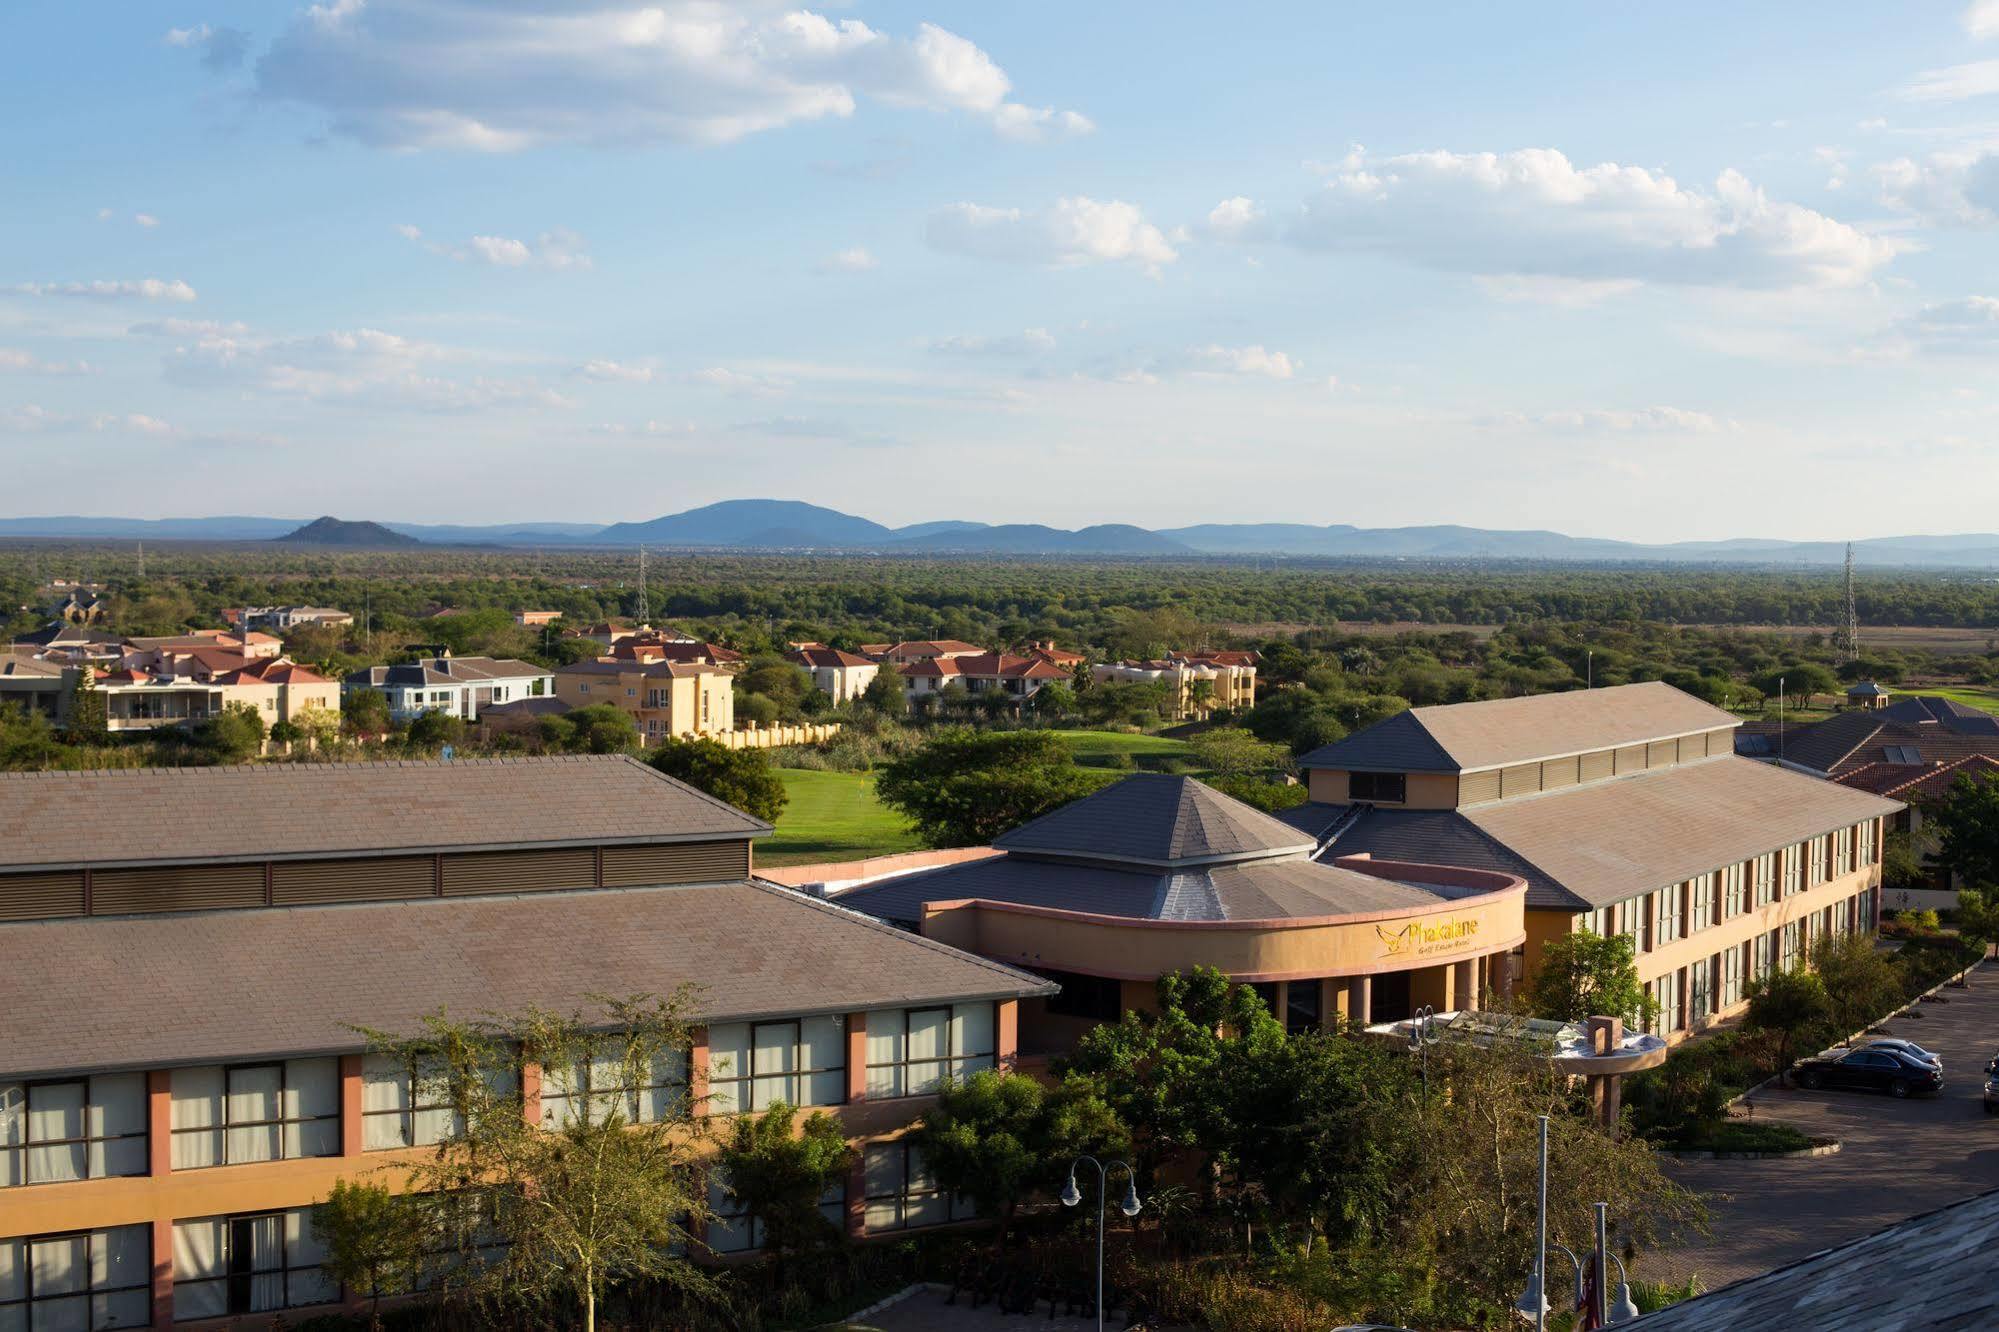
left=1281, top=802, right=1573, bottom=907
left=0, top=656, right=65, bottom=679
left=1882, top=694, right=1992, bottom=726
left=556, top=658, right=721, bottom=679
left=895, top=652, right=1068, bottom=681
left=0, top=755, right=768, bottom=873
left=1778, top=710, right=1999, bottom=775
left=993, top=774, right=1316, bottom=867
left=1834, top=754, right=1999, bottom=801
left=1300, top=683, right=1738, bottom=774
left=791, top=646, right=877, bottom=669
left=0, top=881, right=1055, bottom=1079
left=1624, top=1187, right=1999, bottom=1331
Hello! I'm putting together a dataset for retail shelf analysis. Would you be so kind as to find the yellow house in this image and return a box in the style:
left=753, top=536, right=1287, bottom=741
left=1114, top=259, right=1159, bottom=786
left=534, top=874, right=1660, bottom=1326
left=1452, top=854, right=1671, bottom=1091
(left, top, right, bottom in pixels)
left=554, top=658, right=736, bottom=744
left=1289, top=682, right=1901, bottom=1042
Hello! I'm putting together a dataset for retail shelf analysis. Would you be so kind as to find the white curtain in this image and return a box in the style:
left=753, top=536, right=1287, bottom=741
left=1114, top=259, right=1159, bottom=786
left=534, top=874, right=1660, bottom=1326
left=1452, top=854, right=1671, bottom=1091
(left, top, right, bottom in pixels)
left=799, top=1015, right=845, bottom=1107
left=863, top=1011, right=905, bottom=1098
left=906, top=1010, right=948, bottom=1095
left=284, top=1060, right=339, bottom=1158
left=360, top=1055, right=410, bottom=1151
left=170, top=1067, right=224, bottom=1170
left=226, top=1066, right=283, bottom=1165
left=706, top=1023, right=749, bottom=1113
left=0, top=1082, right=23, bottom=1188
left=750, top=1023, right=797, bottom=1112
left=26, top=1083, right=85, bottom=1184
left=171, top=1221, right=226, bottom=1322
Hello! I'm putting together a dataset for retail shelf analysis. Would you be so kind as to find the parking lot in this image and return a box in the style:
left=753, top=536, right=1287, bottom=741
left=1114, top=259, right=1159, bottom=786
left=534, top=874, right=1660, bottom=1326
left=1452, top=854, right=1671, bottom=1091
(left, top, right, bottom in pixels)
left=1654, top=959, right=1999, bottom=1289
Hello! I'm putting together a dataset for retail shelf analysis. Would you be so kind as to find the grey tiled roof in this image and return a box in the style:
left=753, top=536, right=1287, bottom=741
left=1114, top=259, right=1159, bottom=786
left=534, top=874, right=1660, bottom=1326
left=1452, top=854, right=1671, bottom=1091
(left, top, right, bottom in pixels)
left=0, top=881, right=1055, bottom=1080
left=992, top=774, right=1315, bottom=866
left=1282, top=804, right=1575, bottom=908
left=0, top=755, right=769, bottom=872
left=1627, top=1186, right=1999, bottom=1330
left=1300, top=682, right=1738, bottom=774
left=835, top=845, right=1447, bottom=925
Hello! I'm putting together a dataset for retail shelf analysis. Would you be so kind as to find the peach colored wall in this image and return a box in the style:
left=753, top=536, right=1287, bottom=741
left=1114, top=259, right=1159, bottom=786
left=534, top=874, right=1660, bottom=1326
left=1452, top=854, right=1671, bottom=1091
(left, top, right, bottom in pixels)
left=1305, top=769, right=1459, bottom=810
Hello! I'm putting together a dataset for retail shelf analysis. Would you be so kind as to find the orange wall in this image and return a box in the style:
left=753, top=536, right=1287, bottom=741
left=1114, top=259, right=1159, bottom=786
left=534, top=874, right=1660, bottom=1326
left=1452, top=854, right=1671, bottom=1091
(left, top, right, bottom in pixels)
left=1305, top=769, right=1460, bottom=810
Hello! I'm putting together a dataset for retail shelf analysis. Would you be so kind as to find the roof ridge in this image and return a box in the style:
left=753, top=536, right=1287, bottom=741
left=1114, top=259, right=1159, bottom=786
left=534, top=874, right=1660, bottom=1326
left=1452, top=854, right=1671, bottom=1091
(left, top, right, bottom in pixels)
left=745, top=878, right=1054, bottom=989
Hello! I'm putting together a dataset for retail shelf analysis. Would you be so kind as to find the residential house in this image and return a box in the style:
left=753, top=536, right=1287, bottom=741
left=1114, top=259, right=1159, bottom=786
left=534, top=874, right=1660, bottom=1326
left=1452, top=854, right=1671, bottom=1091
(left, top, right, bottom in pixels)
left=0, top=757, right=1051, bottom=1324
left=1090, top=650, right=1258, bottom=719
left=610, top=633, right=744, bottom=670
left=789, top=646, right=880, bottom=704
left=513, top=610, right=563, bottom=627
left=863, top=640, right=986, bottom=668
left=897, top=652, right=1069, bottom=705
left=343, top=654, right=554, bottom=722
left=9, top=623, right=126, bottom=666
left=223, top=607, right=354, bottom=632
left=125, top=630, right=283, bottom=664
left=554, top=658, right=736, bottom=743
left=0, top=655, right=72, bottom=722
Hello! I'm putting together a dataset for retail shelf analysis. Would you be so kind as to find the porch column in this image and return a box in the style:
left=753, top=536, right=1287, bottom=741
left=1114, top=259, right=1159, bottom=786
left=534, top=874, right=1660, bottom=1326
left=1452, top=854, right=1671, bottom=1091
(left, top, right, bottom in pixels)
left=1320, top=978, right=1342, bottom=1031
left=1346, top=975, right=1372, bottom=1026
left=338, top=1055, right=364, bottom=1157
left=1451, top=958, right=1476, bottom=1012
left=996, top=999, right=1019, bottom=1071
left=149, top=1217, right=174, bottom=1331
left=845, top=1012, right=869, bottom=1102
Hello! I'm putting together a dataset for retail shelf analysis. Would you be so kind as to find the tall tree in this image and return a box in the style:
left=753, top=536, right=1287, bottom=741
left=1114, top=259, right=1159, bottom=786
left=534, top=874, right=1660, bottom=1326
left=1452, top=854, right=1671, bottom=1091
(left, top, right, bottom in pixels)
left=1743, top=969, right=1834, bottom=1084
left=1525, top=930, right=1655, bottom=1026
left=62, top=667, right=108, bottom=745
left=312, top=1179, right=428, bottom=1328
left=1930, top=771, right=1999, bottom=890
left=875, top=727, right=1109, bottom=847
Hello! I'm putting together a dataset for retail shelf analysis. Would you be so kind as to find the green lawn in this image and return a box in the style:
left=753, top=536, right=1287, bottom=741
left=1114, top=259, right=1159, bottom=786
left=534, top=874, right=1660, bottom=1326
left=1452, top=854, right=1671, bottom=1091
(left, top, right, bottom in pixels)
left=1056, top=729, right=1195, bottom=771
left=760, top=768, right=924, bottom=867
left=1899, top=685, right=1999, bottom=716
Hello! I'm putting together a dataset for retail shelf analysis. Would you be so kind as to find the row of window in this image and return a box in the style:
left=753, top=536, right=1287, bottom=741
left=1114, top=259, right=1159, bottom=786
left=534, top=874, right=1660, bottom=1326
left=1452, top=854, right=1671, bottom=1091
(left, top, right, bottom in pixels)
left=1639, top=889, right=1873, bottom=1034
left=1582, top=823, right=1878, bottom=952
left=4, top=1004, right=1000, bottom=1189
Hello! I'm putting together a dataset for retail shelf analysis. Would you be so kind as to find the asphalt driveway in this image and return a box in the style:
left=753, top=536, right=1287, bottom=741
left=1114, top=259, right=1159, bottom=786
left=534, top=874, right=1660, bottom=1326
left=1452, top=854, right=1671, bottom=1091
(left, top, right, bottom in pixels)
left=1654, top=959, right=1999, bottom=1289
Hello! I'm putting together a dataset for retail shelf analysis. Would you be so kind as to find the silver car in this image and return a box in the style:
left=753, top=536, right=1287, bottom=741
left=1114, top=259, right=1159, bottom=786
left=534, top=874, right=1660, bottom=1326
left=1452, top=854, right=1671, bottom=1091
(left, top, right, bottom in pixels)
left=1859, top=1037, right=1942, bottom=1069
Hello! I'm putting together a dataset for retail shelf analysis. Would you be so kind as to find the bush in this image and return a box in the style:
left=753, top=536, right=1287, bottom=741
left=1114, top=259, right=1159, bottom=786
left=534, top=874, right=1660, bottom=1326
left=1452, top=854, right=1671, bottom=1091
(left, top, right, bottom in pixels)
left=1205, top=775, right=1309, bottom=813
left=1671, top=1120, right=1817, bottom=1154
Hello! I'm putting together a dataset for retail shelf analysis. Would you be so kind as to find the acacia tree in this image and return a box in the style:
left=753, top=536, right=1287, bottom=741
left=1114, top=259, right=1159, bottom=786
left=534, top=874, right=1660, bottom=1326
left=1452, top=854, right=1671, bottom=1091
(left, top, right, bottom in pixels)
left=1525, top=930, right=1656, bottom=1027
left=875, top=727, right=1109, bottom=847
left=362, top=992, right=717, bottom=1332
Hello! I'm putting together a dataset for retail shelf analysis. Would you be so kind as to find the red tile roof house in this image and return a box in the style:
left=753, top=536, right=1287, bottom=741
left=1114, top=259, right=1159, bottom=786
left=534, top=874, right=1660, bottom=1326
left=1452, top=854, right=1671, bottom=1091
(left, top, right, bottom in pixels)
left=897, top=652, right=1071, bottom=706
left=863, top=640, right=987, bottom=667
left=788, top=646, right=882, bottom=705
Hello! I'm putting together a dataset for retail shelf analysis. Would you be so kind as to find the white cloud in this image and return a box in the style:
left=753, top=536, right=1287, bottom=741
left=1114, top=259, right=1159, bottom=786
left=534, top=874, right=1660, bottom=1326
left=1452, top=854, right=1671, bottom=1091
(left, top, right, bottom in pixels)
left=1814, top=146, right=1850, bottom=190
left=1473, top=275, right=1642, bottom=306
left=1183, top=344, right=1297, bottom=379
left=127, top=317, right=251, bottom=338
left=925, top=328, right=1057, bottom=356
left=164, top=326, right=569, bottom=411
left=11, top=279, right=197, bottom=302
left=255, top=2, right=1086, bottom=150
left=691, top=366, right=791, bottom=397
left=590, top=419, right=694, bottom=436
left=1270, top=147, right=1896, bottom=290
left=1903, top=60, right=1999, bottom=102
left=1203, top=196, right=1270, bottom=240
left=927, top=197, right=1178, bottom=274
left=1973, top=1, right=1999, bottom=38
left=821, top=247, right=879, bottom=273
left=165, top=23, right=251, bottom=72
left=1480, top=406, right=1727, bottom=433
left=398, top=225, right=593, bottom=270
left=574, top=359, right=657, bottom=383
left=1875, top=151, right=1999, bottom=224
left=2, top=404, right=181, bottom=437
left=0, top=348, right=95, bottom=376
left=134, top=213, right=160, bottom=228
left=1882, top=296, right=1999, bottom=354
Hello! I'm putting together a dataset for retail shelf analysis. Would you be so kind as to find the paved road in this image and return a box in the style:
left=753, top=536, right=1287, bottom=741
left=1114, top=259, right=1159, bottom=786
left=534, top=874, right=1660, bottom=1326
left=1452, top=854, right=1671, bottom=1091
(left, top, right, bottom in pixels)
left=1654, top=959, right=1999, bottom=1290
left=860, top=1285, right=1117, bottom=1332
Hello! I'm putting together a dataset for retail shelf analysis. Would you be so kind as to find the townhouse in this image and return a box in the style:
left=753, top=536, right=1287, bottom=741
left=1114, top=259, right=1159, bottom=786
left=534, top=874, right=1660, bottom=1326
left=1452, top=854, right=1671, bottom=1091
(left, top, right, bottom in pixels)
left=787, top=647, right=880, bottom=705
left=552, top=658, right=736, bottom=743
left=0, top=758, right=1050, bottom=1329
left=897, top=652, right=1070, bottom=705
left=1090, top=650, right=1258, bottom=719
left=343, top=655, right=554, bottom=723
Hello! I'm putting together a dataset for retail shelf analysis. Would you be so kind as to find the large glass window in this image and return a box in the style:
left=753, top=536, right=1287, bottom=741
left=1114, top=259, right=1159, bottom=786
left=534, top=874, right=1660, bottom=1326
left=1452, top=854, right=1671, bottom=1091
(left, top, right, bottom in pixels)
left=1858, top=819, right=1877, bottom=867
left=864, top=1003, right=996, bottom=1100
left=1629, top=894, right=1651, bottom=953
left=1722, top=863, right=1747, bottom=919
left=707, top=1018, right=845, bottom=1114
left=0, top=1075, right=146, bottom=1188
left=1348, top=771, right=1406, bottom=803
left=862, top=1142, right=975, bottom=1232
left=1690, top=959, right=1713, bottom=1025
left=361, top=1055, right=512, bottom=1152
left=1721, top=946, right=1745, bottom=1010
left=1690, top=875, right=1714, bottom=933
left=1782, top=845, right=1803, bottom=897
left=1753, top=931, right=1774, bottom=978
left=1833, top=827, right=1854, bottom=877
left=1657, top=971, right=1685, bottom=1034
left=1657, top=881, right=1685, bottom=944
left=1781, top=920, right=1803, bottom=969
left=1034, top=970, right=1122, bottom=1023
left=171, top=1061, right=339, bottom=1169
left=1752, top=853, right=1776, bottom=907
left=172, top=1209, right=335, bottom=1322
left=0, top=1225, right=150, bottom=1331
left=1807, top=836, right=1828, bottom=887
left=540, top=1049, right=688, bottom=1128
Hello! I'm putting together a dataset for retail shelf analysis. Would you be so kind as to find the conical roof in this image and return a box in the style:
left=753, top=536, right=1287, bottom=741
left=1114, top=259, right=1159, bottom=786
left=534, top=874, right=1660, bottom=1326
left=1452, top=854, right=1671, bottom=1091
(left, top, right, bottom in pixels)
left=992, top=773, right=1316, bottom=868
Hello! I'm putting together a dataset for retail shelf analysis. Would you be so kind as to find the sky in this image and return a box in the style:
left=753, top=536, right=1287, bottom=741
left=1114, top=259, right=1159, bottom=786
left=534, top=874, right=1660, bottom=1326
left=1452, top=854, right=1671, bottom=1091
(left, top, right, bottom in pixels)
left=5, top=1, right=1999, bottom=541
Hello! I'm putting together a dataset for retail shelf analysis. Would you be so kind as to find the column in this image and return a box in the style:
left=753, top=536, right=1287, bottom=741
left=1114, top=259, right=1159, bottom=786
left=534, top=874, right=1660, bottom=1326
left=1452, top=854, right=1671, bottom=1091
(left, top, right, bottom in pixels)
left=844, top=1147, right=869, bottom=1240
left=338, top=1054, right=365, bottom=1157
left=687, top=1026, right=710, bottom=1118
left=845, top=1012, right=869, bottom=1103
left=149, top=1217, right=174, bottom=1331
left=146, top=1069, right=172, bottom=1177
left=1451, top=959, right=1476, bottom=1012
left=520, top=1062, right=543, bottom=1129
left=1271, top=980, right=1290, bottom=1030
left=1346, top=976, right=1372, bottom=1026
left=996, top=999, right=1019, bottom=1071
left=1320, top=978, right=1342, bottom=1032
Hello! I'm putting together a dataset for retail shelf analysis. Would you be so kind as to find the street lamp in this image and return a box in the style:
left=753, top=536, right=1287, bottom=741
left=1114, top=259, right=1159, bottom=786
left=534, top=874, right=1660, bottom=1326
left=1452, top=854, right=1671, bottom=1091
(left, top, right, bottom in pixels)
left=1406, top=1004, right=1439, bottom=1098
left=1062, top=1154, right=1140, bottom=1332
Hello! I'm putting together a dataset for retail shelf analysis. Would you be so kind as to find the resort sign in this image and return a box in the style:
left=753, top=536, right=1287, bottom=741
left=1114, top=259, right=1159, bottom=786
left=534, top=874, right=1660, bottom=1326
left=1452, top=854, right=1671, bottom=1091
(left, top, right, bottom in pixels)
left=1376, top=914, right=1480, bottom=960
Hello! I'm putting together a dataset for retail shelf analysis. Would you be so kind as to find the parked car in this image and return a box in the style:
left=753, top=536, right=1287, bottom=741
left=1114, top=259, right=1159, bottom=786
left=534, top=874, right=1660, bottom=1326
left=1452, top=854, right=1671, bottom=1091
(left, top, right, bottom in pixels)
left=1857, top=1037, right=1942, bottom=1068
left=1985, top=1053, right=1998, bottom=1116
left=1793, top=1047, right=1944, bottom=1098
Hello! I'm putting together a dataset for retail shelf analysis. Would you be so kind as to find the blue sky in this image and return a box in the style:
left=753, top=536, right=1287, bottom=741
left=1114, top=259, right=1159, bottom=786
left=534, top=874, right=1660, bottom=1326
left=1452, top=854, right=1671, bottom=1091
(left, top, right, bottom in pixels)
left=5, top=1, right=1999, bottom=540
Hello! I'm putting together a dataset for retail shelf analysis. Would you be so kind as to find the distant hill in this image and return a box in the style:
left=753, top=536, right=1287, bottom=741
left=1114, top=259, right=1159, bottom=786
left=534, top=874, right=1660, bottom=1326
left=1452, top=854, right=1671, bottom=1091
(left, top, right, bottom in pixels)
left=894, top=520, right=991, bottom=540
left=596, top=499, right=893, bottom=547
left=274, top=517, right=424, bottom=548
left=896, top=523, right=1192, bottom=555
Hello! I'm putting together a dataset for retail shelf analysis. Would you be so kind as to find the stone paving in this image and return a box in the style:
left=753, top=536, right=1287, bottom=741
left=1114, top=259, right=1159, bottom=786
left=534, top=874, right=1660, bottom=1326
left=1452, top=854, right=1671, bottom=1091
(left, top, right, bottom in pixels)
left=1653, top=958, right=1999, bottom=1290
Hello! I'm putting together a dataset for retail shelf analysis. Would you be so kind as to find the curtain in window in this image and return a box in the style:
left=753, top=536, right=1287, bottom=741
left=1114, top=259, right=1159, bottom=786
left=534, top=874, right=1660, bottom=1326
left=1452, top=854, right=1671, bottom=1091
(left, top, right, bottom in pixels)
left=227, top=1066, right=284, bottom=1164
left=284, top=1059, right=340, bottom=1158
left=172, top=1067, right=225, bottom=1169
left=26, top=1084, right=85, bottom=1184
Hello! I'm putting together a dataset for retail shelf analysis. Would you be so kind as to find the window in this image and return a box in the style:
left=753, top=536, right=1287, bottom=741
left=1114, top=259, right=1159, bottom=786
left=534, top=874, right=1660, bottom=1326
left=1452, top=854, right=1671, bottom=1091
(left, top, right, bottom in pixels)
left=1833, top=827, right=1854, bottom=877
left=171, top=1061, right=339, bottom=1169
left=361, top=1054, right=513, bottom=1152
left=863, top=1142, right=975, bottom=1232
left=1656, top=971, right=1685, bottom=1033
left=1347, top=771, right=1406, bottom=803
left=1689, top=960, right=1712, bottom=1025
left=1657, top=881, right=1685, bottom=944
left=0, top=1074, right=146, bottom=1188
left=1586, top=904, right=1614, bottom=937
left=172, top=1209, right=335, bottom=1322
left=1721, top=946, right=1745, bottom=1009
left=1723, top=862, right=1747, bottom=918
left=1782, top=845, right=1803, bottom=898
left=1284, top=983, right=1321, bottom=1036
left=864, top=1003, right=996, bottom=1099
left=1629, top=894, right=1651, bottom=953
left=1753, top=931, right=1774, bottom=979
left=1781, top=920, right=1803, bottom=970
left=1036, top=969, right=1123, bottom=1023
left=540, top=1049, right=688, bottom=1128
left=0, top=1225, right=150, bottom=1331
left=579, top=683, right=591, bottom=694
left=708, top=1168, right=845, bottom=1253
left=1858, top=819, right=1877, bottom=867
left=707, top=1017, right=845, bottom=1114
left=1807, top=836, right=1828, bottom=887
left=1690, top=875, right=1714, bottom=934
left=1752, top=853, right=1776, bottom=907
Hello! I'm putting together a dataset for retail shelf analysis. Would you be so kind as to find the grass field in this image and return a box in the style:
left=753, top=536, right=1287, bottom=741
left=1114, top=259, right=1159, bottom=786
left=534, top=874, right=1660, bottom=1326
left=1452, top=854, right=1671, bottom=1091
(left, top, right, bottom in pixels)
left=760, top=769, right=923, bottom=867
left=1900, top=686, right=1999, bottom=715
left=1055, top=729, right=1196, bottom=770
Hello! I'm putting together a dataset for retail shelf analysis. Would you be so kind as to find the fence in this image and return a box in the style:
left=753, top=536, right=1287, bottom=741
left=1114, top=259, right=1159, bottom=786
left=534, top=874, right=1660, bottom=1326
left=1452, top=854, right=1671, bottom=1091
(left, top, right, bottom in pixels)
left=709, top=721, right=842, bottom=750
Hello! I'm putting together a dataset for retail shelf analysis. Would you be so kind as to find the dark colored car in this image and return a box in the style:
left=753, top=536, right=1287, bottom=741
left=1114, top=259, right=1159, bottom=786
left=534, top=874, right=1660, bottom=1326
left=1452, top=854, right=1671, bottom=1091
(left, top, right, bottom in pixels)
left=1857, top=1037, right=1942, bottom=1069
left=1794, top=1047, right=1944, bottom=1098
left=1985, top=1054, right=1998, bottom=1116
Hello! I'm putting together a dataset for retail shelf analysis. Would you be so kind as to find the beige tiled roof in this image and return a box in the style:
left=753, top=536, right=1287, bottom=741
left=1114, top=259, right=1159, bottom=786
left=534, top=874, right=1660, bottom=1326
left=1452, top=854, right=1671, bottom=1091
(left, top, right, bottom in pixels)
left=1303, top=682, right=1739, bottom=773
left=0, top=755, right=768, bottom=872
left=0, top=882, right=1055, bottom=1079
left=1462, top=756, right=1902, bottom=908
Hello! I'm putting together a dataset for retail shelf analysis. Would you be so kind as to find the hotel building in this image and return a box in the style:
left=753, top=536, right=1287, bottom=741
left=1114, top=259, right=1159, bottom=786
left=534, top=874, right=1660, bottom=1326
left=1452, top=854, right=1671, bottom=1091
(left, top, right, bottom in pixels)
left=0, top=758, right=1049, bottom=1329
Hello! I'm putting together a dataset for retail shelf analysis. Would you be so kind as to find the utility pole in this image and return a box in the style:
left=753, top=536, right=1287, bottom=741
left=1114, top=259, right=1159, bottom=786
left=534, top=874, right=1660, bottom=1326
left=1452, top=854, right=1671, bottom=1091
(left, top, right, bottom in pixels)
left=1837, top=541, right=1859, bottom=666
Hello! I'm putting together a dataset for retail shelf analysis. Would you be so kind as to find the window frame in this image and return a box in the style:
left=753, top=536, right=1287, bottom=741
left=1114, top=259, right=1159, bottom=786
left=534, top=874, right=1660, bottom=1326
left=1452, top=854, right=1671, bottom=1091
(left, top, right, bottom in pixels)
left=863, top=1003, right=997, bottom=1101
left=861, top=1140, right=974, bottom=1233
left=706, top=1017, right=847, bottom=1115
left=171, top=1059, right=340, bottom=1170
left=1, top=1073, right=148, bottom=1188
left=0, top=1224, right=152, bottom=1331
left=172, top=1208, right=336, bottom=1322
left=539, top=1048, right=688, bottom=1128
left=1348, top=771, right=1407, bottom=804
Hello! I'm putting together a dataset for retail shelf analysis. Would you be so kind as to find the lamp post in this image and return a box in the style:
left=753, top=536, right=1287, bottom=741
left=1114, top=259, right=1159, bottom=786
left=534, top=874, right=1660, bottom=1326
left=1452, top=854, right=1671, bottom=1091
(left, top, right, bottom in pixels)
left=1062, top=1154, right=1140, bottom=1332
left=1406, top=1004, right=1438, bottom=1098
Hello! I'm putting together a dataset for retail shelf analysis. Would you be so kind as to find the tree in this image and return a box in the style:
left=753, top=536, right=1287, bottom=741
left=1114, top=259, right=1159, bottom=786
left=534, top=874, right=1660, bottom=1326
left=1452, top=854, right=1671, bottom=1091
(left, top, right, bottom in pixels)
left=343, top=687, right=392, bottom=737
left=313, top=1179, right=428, bottom=1327
left=362, top=994, right=717, bottom=1332
left=193, top=701, right=267, bottom=762
left=1752, top=662, right=1840, bottom=708
left=875, top=727, right=1110, bottom=847
left=1743, top=969, right=1834, bottom=1084
left=647, top=737, right=787, bottom=822
left=1930, top=771, right=1999, bottom=890
left=715, top=1102, right=854, bottom=1269
left=1881, top=830, right=1926, bottom=899
left=859, top=671, right=906, bottom=717
left=1808, top=931, right=1903, bottom=1036
left=1525, top=931, right=1655, bottom=1027
left=736, top=692, right=781, bottom=728
left=291, top=703, right=344, bottom=755
left=1956, top=888, right=1999, bottom=960
left=62, top=668, right=110, bottom=746
left=404, top=708, right=464, bottom=752
left=560, top=702, right=640, bottom=754
left=913, top=1069, right=1125, bottom=1252
left=1203, top=774, right=1307, bottom=813
left=1188, top=727, right=1291, bottom=777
